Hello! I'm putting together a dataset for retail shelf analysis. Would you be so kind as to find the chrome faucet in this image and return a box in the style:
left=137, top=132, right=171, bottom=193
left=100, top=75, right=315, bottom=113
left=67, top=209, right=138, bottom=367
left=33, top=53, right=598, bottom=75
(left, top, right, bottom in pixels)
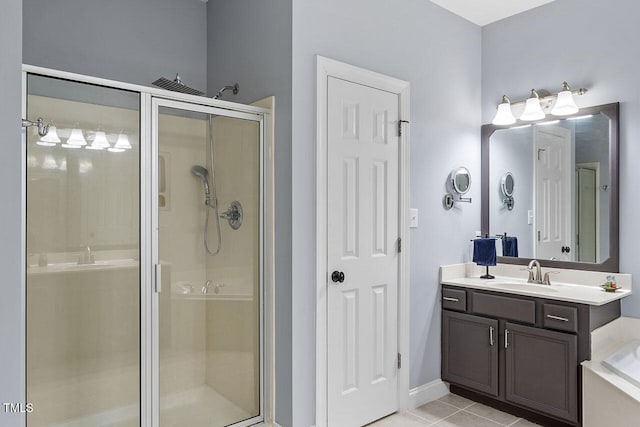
left=527, top=259, right=543, bottom=284
left=77, top=246, right=95, bottom=265
left=202, top=280, right=212, bottom=294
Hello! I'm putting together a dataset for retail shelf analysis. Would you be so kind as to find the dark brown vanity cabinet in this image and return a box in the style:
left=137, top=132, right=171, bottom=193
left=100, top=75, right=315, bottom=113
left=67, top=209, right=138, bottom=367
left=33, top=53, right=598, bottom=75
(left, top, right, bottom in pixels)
left=504, top=322, right=577, bottom=422
left=442, top=311, right=498, bottom=396
left=441, top=285, right=620, bottom=426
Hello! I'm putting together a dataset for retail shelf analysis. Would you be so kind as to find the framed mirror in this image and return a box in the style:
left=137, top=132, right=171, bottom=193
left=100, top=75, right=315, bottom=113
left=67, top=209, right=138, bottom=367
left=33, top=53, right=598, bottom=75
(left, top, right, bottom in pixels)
left=481, top=103, right=619, bottom=272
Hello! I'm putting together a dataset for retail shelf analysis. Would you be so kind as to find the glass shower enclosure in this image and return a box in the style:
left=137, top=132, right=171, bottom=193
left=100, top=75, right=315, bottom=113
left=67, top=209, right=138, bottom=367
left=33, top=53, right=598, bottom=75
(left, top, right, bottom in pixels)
left=152, top=99, right=263, bottom=427
left=24, top=71, right=265, bottom=427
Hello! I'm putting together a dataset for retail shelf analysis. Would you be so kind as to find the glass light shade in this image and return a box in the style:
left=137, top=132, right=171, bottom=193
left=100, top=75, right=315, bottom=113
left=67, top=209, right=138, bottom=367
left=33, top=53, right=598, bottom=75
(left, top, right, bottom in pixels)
left=550, top=90, right=579, bottom=116
left=87, top=131, right=110, bottom=150
left=520, top=97, right=545, bottom=121
left=492, top=102, right=516, bottom=126
left=66, top=128, right=87, bottom=146
left=114, top=133, right=132, bottom=150
left=37, top=126, right=60, bottom=146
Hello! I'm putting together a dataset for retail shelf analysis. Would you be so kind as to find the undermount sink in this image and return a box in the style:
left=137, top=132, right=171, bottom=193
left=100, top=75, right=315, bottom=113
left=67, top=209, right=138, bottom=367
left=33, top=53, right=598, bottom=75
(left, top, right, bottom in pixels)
left=488, top=282, right=559, bottom=293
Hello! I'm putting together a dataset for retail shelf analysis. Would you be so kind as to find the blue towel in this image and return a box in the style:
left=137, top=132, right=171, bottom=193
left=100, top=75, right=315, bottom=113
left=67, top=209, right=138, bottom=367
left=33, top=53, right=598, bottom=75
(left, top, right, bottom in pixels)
left=473, top=238, right=497, bottom=266
left=502, top=236, right=518, bottom=257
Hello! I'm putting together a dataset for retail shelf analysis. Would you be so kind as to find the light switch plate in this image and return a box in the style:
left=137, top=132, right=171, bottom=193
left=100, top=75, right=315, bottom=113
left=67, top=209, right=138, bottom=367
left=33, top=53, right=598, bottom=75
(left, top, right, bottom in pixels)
left=528, top=210, right=534, bottom=225
left=410, top=208, right=418, bottom=228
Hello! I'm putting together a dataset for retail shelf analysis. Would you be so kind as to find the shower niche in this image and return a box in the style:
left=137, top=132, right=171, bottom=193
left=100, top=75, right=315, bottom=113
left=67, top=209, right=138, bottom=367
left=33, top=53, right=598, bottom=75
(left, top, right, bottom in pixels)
left=25, top=70, right=268, bottom=427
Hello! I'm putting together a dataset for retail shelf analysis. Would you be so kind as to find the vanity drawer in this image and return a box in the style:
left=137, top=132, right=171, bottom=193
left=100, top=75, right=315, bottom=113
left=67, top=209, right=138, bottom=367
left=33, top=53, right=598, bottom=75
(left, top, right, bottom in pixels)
left=472, top=292, right=535, bottom=324
left=442, top=288, right=466, bottom=312
left=543, top=303, right=578, bottom=333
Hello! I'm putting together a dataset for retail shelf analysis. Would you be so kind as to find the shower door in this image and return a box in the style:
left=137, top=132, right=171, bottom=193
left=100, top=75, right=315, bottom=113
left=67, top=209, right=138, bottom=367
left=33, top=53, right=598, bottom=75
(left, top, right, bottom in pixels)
left=25, top=74, right=142, bottom=426
left=151, top=99, right=263, bottom=427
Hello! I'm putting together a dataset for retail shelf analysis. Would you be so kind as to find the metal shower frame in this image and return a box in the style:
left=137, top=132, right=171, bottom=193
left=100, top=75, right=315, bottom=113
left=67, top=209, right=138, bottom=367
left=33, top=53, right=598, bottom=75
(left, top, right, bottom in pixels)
left=20, top=64, right=274, bottom=427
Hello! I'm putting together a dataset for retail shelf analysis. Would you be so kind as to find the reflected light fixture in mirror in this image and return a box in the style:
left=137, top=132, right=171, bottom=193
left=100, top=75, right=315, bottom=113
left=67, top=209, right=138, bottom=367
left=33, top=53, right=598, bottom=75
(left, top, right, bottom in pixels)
left=491, top=81, right=587, bottom=125
left=36, top=125, right=60, bottom=146
left=87, top=131, right=110, bottom=150
left=63, top=128, right=87, bottom=148
left=109, top=133, right=131, bottom=153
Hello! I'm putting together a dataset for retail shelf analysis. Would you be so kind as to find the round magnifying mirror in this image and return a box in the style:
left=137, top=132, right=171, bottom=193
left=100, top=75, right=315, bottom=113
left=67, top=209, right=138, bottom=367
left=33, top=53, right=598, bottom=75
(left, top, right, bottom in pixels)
left=450, top=167, right=471, bottom=195
left=501, top=172, right=514, bottom=197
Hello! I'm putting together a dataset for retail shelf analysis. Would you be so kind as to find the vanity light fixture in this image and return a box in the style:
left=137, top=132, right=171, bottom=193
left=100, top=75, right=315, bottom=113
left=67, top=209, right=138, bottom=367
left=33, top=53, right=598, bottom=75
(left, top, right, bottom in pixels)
left=520, top=89, right=545, bottom=121
left=491, top=81, right=588, bottom=124
left=550, top=81, right=579, bottom=116
left=492, top=95, right=516, bottom=126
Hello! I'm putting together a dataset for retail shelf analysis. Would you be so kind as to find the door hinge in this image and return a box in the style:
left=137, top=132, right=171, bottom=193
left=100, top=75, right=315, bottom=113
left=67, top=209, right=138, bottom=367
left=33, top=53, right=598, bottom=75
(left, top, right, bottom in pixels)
left=537, top=230, right=541, bottom=242
left=397, top=237, right=402, bottom=253
left=398, top=120, right=409, bottom=137
left=397, top=352, right=402, bottom=369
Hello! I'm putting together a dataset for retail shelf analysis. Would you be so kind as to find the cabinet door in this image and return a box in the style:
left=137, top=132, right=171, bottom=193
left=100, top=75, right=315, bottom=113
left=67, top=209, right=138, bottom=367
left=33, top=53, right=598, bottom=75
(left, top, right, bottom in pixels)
left=442, top=311, right=498, bottom=396
left=504, top=322, right=577, bottom=422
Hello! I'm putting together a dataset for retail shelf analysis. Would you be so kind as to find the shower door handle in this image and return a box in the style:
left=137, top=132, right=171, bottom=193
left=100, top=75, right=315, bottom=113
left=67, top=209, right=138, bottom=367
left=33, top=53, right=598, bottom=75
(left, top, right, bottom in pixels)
left=155, top=263, right=162, bottom=293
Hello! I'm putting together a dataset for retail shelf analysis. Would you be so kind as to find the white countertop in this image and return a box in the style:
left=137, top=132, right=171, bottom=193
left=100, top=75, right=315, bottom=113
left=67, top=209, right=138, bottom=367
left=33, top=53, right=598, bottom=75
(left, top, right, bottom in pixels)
left=440, top=263, right=632, bottom=306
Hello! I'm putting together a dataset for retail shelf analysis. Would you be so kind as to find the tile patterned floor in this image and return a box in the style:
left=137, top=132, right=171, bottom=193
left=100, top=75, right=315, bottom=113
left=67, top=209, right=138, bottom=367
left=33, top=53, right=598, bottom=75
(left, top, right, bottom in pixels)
left=367, top=393, right=542, bottom=427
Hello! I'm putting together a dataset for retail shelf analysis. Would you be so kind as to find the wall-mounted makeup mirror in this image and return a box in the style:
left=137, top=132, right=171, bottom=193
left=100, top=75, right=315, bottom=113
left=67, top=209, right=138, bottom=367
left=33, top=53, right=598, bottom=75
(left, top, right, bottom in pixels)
left=481, top=103, right=619, bottom=272
left=501, top=172, right=515, bottom=210
left=444, top=166, right=472, bottom=209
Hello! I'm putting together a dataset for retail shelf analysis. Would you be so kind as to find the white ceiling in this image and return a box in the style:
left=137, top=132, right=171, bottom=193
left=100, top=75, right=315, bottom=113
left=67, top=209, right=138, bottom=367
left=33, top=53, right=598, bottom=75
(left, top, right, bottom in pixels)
left=429, top=0, right=556, bottom=26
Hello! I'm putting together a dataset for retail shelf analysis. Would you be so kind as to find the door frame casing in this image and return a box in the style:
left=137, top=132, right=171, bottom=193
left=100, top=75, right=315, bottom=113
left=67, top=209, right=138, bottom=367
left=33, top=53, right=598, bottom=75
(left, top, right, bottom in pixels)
left=315, top=55, right=410, bottom=427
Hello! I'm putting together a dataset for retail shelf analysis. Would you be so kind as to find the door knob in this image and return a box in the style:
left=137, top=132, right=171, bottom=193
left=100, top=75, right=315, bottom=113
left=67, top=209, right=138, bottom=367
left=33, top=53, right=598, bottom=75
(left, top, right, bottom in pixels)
left=331, top=271, right=345, bottom=283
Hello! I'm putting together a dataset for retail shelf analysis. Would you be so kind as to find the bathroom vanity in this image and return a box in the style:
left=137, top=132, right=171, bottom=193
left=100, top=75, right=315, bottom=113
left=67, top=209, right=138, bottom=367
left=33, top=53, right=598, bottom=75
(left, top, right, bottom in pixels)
left=440, top=263, right=631, bottom=427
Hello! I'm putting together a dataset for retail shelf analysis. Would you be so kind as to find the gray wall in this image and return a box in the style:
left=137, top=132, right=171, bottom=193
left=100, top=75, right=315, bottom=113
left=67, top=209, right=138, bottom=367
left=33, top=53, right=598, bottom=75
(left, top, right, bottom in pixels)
left=292, top=0, right=481, bottom=424
left=0, top=0, right=23, bottom=425
left=482, top=0, right=640, bottom=316
left=23, top=0, right=208, bottom=90
left=205, top=1, right=293, bottom=425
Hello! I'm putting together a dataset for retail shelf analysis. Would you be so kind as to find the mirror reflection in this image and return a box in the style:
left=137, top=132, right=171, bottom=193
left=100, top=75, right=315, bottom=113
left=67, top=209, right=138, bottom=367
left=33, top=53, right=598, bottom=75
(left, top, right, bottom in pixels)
left=482, top=103, right=619, bottom=271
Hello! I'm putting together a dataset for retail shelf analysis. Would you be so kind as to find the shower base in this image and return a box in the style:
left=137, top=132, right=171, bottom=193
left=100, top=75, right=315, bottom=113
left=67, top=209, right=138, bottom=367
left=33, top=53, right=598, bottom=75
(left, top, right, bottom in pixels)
left=47, top=385, right=251, bottom=427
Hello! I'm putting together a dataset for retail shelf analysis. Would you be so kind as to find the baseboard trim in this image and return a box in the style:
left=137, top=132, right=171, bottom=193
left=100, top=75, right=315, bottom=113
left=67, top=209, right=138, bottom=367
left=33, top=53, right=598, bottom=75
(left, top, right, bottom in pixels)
left=408, top=379, right=450, bottom=409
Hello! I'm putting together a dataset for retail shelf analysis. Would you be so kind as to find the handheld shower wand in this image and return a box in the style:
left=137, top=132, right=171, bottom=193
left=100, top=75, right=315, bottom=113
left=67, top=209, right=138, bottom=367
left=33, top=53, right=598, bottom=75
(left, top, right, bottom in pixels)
left=191, top=165, right=211, bottom=206
left=191, top=143, right=221, bottom=255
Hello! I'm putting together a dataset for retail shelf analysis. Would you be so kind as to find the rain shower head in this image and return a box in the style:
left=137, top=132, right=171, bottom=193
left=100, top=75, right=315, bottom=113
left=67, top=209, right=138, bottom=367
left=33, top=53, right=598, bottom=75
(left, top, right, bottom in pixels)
left=191, top=165, right=211, bottom=203
left=152, top=73, right=204, bottom=96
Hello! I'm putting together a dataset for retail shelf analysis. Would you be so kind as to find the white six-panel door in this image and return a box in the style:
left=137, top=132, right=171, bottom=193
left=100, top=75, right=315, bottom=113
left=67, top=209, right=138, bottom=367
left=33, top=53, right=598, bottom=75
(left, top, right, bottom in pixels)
left=534, top=125, right=572, bottom=261
left=327, top=76, right=399, bottom=427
